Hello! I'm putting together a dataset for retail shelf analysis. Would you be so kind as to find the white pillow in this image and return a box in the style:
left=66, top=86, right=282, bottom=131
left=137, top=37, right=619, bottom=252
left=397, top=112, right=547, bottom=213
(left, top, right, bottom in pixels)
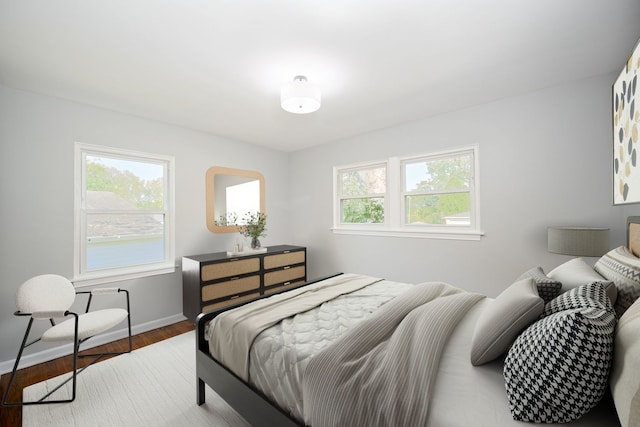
left=610, top=297, right=640, bottom=427
left=595, top=246, right=640, bottom=317
left=548, top=257, right=617, bottom=304
left=470, top=278, right=544, bottom=366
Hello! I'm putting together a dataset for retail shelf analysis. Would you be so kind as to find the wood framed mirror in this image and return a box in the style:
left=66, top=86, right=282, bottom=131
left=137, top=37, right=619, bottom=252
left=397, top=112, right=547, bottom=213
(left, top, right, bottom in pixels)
left=206, top=166, right=265, bottom=233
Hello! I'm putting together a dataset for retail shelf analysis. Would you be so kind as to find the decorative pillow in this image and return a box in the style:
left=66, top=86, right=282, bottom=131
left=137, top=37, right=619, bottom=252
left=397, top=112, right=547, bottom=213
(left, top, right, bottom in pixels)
left=543, top=280, right=613, bottom=318
left=594, top=246, right=640, bottom=317
left=609, top=297, right=640, bottom=427
left=470, top=278, right=544, bottom=366
left=516, top=267, right=562, bottom=303
left=548, top=257, right=617, bottom=305
left=503, top=282, right=616, bottom=423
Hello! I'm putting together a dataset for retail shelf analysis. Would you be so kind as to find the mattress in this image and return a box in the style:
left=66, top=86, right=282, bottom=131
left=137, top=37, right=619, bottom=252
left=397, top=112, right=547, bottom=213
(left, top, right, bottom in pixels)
left=206, top=279, right=619, bottom=426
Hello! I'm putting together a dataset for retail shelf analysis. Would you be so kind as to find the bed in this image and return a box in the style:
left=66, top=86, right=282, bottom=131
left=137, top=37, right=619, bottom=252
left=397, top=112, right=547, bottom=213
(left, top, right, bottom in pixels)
left=195, top=217, right=640, bottom=427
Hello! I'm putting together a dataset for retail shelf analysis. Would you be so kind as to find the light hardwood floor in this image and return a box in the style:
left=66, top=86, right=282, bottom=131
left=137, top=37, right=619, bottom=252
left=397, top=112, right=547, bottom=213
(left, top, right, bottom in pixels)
left=0, top=320, right=194, bottom=427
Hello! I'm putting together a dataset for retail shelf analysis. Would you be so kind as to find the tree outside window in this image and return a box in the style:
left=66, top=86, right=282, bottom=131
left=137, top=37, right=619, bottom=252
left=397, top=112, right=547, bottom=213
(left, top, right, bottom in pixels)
left=338, top=165, right=386, bottom=224
left=403, top=152, right=472, bottom=226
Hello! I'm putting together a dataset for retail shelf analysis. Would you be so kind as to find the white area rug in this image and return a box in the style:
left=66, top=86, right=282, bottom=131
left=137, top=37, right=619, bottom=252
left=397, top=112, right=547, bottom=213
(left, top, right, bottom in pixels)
left=23, top=332, right=249, bottom=427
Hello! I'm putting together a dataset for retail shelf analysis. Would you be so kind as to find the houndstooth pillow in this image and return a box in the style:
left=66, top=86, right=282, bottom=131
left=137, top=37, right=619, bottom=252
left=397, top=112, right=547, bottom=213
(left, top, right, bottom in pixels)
left=503, top=282, right=616, bottom=423
left=543, top=280, right=613, bottom=317
left=594, top=246, right=640, bottom=317
left=517, top=267, right=562, bottom=303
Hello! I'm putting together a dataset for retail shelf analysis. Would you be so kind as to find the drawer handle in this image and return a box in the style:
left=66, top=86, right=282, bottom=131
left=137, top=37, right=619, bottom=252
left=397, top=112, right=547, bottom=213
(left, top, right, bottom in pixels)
left=283, top=250, right=291, bottom=253
left=230, top=295, right=240, bottom=300
left=284, top=282, right=291, bottom=286
left=283, top=266, right=291, bottom=270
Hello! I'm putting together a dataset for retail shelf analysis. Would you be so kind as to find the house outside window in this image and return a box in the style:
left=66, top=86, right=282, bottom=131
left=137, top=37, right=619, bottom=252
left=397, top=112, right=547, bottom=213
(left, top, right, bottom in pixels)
left=74, top=143, right=175, bottom=286
left=333, top=145, right=481, bottom=240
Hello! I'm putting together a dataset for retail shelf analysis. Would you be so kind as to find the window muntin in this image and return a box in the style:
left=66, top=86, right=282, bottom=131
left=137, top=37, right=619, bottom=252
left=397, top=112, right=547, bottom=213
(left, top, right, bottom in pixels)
left=75, top=144, right=175, bottom=285
left=337, top=165, right=386, bottom=224
left=333, top=146, right=480, bottom=239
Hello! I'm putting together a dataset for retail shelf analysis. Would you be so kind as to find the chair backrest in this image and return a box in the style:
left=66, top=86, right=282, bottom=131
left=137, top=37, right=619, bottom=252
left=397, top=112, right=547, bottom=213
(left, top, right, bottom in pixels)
left=16, top=274, right=76, bottom=314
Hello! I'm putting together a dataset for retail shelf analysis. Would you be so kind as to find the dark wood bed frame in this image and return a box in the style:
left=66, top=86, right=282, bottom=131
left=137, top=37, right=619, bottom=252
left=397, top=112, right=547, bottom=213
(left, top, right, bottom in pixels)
left=195, top=217, right=640, bottom=426
left=196, top=273, right=343, bottom=426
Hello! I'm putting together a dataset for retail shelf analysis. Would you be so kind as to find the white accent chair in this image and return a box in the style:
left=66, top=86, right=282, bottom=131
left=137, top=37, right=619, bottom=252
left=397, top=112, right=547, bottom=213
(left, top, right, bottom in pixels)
left=1, top=274, right=132, bottom=406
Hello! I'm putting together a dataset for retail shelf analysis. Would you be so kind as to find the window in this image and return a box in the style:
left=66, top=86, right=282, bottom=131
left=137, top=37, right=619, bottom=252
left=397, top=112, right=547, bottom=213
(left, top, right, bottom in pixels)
left=333, top=146, right=481, bottom=240
left=337, top=163, right=386, bottom=224
left=74, top=143, right=175, bottom=285
left=402, top=150, right=473, bottom=227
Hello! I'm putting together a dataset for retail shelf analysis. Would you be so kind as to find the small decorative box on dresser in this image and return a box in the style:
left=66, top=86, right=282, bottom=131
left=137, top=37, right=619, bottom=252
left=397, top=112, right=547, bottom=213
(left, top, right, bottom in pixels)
left=182, top=245, right=306, bottom=321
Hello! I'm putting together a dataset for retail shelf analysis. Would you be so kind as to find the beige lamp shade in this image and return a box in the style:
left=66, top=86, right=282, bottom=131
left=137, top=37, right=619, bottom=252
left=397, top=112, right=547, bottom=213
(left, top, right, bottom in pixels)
left=547, top=227, right=610, bottom=257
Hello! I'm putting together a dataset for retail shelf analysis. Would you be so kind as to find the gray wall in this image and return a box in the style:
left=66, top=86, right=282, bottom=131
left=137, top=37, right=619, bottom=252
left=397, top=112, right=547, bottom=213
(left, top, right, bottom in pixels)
left=0, top=85, right=292, bottom=370
left=289, top=73, right=640, bottom=297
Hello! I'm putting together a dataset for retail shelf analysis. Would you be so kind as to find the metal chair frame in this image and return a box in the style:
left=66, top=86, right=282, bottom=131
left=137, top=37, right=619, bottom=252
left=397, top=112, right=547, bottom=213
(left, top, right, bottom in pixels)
left=1, top=288, right=132, bottom=407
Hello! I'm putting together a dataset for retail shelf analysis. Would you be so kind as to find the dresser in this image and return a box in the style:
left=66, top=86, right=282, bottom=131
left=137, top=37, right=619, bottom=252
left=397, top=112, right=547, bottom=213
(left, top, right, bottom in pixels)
left=182, top=245, right=306, bottom=321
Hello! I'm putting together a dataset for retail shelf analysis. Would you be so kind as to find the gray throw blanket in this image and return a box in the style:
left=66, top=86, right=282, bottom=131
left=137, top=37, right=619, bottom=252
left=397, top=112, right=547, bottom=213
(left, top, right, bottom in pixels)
left=303, top=282, right=484, bottom=427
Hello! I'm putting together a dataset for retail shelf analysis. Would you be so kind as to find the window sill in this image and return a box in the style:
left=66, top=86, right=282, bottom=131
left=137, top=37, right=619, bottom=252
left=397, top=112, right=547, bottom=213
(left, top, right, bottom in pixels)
left=72, top=264, right=176, bottom=288
left=331, top=227, right=484, bottom=241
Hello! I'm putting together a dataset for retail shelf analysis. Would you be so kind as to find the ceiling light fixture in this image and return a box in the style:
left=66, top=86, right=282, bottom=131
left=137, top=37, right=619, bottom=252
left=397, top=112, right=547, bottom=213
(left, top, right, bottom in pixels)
left=280, top=75, right=321, bottom=114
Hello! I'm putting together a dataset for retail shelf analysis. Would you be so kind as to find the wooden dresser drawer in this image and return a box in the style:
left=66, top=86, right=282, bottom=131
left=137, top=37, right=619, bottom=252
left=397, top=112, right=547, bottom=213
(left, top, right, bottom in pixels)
left=201, top=275, right=260, bottom=301
left=202, top=292, right=259, bottom=313
left=264, top=266, right=306, bottom=286
left=264, top=251, right=305, bottom=269
left=201, top=257, right=260, bottom=281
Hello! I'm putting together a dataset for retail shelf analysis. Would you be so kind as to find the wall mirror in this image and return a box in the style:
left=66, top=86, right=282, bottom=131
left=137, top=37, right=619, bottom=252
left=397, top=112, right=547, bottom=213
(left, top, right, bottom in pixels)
left=206, top=166, right=265, bottom=233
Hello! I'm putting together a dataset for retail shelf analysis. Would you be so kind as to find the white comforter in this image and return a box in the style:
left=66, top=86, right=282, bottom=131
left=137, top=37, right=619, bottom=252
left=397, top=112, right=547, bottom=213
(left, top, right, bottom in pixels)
left=207, top=278, right=414, bottom=419
left=208, top=273, right=382, bottom=381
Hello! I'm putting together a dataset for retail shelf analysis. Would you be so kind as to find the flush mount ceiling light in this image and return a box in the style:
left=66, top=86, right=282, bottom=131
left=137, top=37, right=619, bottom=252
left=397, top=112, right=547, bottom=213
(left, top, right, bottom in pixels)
left=280, top=75, right=321, bottom=114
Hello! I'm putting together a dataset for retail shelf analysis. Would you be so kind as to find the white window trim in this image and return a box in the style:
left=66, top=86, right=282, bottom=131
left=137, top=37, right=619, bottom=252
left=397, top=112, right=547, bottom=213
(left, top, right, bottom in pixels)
left=73, top=143, right=176, bottom=287
left=332, top=145, right=483, bottom=241
left=334, top=160, right=388, bottom=227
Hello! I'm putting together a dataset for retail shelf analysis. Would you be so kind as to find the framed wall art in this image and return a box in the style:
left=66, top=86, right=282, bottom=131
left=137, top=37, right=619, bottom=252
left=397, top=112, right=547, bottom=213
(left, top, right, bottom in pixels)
left=613, top=38, right=640, bottom=205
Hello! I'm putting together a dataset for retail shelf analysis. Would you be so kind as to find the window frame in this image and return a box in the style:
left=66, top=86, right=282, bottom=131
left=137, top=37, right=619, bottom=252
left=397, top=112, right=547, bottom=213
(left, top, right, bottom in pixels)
left=334, top=161, right=388, bottom=228
left=333, top=145, right=482, bottom=240
left=73, top=143, right=176, bottom=287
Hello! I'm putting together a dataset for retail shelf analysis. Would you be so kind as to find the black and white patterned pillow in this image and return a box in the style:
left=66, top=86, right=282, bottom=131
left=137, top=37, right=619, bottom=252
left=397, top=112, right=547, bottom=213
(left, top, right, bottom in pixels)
left=503, top=282, right=616, bottom=423
left=517, top=267, right=562, bottom=303
left=543, top=280, right=613, bottom=317
left=594, top=246, right=640, bottom=317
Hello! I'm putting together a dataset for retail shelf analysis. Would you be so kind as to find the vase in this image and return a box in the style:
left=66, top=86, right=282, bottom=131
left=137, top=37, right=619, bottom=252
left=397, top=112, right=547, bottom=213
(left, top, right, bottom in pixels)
left=251, top=237, right=261, bottom=249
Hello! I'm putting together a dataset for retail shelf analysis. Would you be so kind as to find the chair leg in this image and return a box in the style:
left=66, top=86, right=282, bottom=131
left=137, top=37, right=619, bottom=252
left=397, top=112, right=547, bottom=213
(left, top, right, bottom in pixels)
left=77, top=288, right=133, bottom=359
left=2, top=318, right=35, bottom=406
left=2, top=315, right=79, bottom=406
left=123, top=289, right=132, bottom=353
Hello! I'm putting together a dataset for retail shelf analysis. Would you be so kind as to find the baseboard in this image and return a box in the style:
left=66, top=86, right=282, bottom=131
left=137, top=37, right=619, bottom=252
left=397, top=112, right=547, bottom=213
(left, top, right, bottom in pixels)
left=0, top=313, right=187, bottom=375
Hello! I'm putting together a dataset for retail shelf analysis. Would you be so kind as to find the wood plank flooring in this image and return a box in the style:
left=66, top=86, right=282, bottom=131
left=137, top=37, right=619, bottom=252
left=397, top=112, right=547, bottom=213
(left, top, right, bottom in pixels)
left=0, top=320, right=194, bottom=427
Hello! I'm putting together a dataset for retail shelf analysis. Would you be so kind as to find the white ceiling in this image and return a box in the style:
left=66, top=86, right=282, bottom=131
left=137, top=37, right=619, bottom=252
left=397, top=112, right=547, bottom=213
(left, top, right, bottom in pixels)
left=1, top=1, right=639, bottom=152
